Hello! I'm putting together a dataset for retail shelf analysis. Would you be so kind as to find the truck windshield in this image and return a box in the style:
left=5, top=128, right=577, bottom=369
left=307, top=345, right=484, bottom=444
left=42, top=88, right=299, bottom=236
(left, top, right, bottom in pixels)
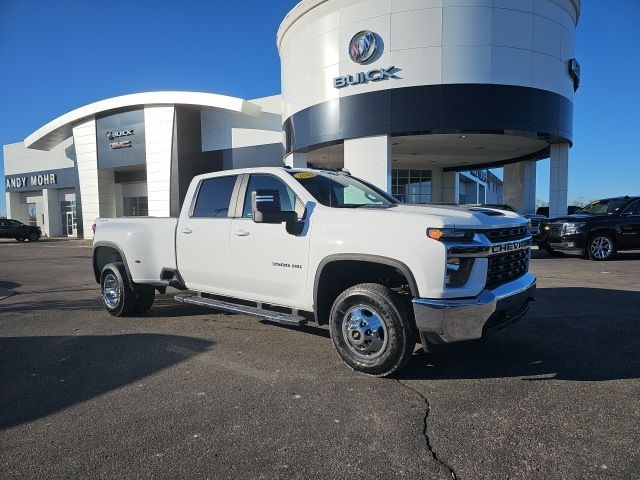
left=288, top=171, right=398, bottom=208
left=578, top=199, right=628, bottom=215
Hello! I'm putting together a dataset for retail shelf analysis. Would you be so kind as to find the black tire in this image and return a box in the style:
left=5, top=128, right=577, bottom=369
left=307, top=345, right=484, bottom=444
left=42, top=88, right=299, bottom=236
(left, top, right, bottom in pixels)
left=15, top=237, right=25, bottom=242
left=134, top=284, right=156, bottom=314
left=28, top=232, right=40, bottom=241
left=329, top=283, right=416, bottom=377
left=100, top=262, right=136, bottom=317
left=587, top=233, right=616, bottom=261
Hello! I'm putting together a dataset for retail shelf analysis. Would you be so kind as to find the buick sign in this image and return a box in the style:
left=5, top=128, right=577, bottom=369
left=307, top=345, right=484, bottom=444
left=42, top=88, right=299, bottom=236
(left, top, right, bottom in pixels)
left=334, top=66, right=398, bottom=89
left=349, top=31, right=377, bottom=64
left=106, top=129, right=134, bottom=141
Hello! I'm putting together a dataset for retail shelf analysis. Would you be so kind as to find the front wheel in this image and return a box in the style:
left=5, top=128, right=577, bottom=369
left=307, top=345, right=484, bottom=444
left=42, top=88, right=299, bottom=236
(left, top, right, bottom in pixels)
left=329, top=283, right=416, bottom=377
left=15, top=237, right=25, bottom=242
left=28, top=232, right=40, bottom=241
left=588, top=234, right=616, bottom=261
left=100, top=262, right=136, bottom=316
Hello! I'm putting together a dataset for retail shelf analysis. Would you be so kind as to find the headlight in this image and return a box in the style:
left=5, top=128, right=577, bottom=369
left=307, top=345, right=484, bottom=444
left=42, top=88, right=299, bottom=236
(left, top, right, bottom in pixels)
left=446, top=257, right=475, bottom=287
left=561, top=222, right=586, bottom=235
left=427, top=228, right=474, bottom=241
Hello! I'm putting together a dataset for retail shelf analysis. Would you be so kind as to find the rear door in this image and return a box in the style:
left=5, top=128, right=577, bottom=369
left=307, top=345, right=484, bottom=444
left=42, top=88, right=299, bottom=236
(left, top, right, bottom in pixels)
left=176, top=174, right=240, bottom=295
left=228, top=173, right=310, bottom=308
left=620, top=200, right=640, bottom=248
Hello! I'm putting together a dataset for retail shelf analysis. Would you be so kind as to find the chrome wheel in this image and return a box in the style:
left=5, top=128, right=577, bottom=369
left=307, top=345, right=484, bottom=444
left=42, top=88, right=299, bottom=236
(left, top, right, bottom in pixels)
left=590, top=236, right=613, bottom=259
left=103, top=273, right=120, bottom=309
left=342, top=305, right=388, bottom=360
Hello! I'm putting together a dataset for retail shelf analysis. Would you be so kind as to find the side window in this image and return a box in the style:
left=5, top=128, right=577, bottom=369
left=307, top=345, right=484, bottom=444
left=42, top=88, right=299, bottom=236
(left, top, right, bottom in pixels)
left=242, top=174, right=302, bottom=219
left=192, top=175, right=238, bottom=218
left=626, top=201, right=640, bottom=216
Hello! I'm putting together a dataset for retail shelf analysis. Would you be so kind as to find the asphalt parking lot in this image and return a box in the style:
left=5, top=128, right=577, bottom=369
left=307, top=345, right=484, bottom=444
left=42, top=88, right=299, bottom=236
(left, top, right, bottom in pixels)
left=1, top=239, right=639, bottom=479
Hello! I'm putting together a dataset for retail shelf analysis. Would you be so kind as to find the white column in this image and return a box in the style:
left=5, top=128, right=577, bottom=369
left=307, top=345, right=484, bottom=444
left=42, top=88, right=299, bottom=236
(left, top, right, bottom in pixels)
left=284, top=152, right=308, bottom=168
left=115, top=184, right=124, bottom=217
left=42, top=189, right=61, bottom=237
left=442, top=171, right=459, bottom=204
left=73, top=118, right=99, bottom=239
left=343, top=135, right=391, bottom=192
left=549, top=143, right=569, bottom=217
left=431, top=169, right=459, bottom=204
left=503, top=160, right=537, bottom=214
left=6, top=192, right=21, bottom=220
left=145, top=105, right=175, bottom=217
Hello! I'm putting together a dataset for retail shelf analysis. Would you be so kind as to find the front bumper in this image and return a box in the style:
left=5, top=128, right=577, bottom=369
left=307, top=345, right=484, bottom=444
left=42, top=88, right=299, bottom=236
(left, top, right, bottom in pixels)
left=540, top=233, right=586, bottom=253
left=412, top=273, right=536, bottom=345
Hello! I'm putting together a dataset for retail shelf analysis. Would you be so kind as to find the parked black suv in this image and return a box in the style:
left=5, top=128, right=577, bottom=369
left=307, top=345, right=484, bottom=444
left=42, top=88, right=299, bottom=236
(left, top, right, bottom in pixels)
left=0, top=219, right=42, bottom=242
left=538, top=196, right=640, bottom=260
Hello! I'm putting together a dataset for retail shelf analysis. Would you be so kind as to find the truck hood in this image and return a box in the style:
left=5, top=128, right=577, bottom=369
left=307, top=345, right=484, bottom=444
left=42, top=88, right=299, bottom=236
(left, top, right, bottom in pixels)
left=376, top=203, right=526, bottom=227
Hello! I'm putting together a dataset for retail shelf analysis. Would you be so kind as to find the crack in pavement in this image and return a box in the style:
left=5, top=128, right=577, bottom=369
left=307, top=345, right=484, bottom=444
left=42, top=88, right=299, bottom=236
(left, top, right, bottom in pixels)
left=395, top=379, right=457, bottom=479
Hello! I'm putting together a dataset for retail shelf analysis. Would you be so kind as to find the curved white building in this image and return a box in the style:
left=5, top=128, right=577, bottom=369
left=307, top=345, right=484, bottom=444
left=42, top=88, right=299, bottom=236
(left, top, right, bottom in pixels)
left=3, top=0, right=580, bottom=238
left=279, top=0, right=579, bottom=212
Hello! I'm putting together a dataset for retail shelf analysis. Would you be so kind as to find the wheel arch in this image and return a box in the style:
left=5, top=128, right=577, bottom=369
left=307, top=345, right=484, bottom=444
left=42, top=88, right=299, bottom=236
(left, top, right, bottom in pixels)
left=93, top=242, right=132, bottom=284
left=313, top=254, right=419, bottom=325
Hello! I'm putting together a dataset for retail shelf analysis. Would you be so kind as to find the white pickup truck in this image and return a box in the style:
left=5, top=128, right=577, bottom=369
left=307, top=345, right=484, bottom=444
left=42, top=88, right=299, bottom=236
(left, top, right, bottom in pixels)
left=93, top=167, right=536, bottom=376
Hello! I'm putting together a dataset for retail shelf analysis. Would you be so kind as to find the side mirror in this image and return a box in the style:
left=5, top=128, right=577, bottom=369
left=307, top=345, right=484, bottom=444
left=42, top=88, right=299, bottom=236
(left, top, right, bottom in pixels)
left=251, top=189, right=285, bottom=223
left=251, top=189, right=305, bottom=235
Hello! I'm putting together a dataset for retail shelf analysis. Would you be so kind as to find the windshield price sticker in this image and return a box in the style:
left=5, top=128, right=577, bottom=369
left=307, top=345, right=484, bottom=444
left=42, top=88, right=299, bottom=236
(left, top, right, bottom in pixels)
left=294, top=172, right=317, bottom=179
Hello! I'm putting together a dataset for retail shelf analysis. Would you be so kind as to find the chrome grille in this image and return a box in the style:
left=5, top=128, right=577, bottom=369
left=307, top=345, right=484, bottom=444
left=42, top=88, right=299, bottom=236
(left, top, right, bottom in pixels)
left=486, top=249, right=529, bottom=290
left=546, top=223, right=563, bottom=237
left=483, top=226, right=529, bottom=243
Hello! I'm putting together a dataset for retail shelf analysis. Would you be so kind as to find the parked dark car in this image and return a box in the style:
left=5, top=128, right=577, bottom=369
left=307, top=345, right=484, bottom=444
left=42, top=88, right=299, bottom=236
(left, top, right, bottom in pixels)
left=0, top=219, right=42, bottom=242
left=535, top=205, right=581, bottom=217
left=538, top=196, right=640, bottom=260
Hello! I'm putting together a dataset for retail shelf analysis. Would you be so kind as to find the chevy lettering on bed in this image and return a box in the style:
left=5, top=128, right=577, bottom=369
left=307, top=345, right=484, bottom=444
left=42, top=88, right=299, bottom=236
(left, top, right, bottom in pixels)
left=92, top=167, right=536, bottom=377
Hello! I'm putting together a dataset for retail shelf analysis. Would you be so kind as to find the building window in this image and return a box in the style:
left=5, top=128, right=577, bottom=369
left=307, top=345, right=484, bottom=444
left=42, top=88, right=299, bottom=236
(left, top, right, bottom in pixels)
left=27, top=203, right=37, bottom=226
left=392, top=169, right=431, bottom=204
left=123, top=197, right=149, bottom=217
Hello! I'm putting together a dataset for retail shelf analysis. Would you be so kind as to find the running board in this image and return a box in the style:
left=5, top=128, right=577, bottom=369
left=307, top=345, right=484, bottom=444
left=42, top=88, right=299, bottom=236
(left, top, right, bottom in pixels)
left=174, top=293, right=307, bottom=326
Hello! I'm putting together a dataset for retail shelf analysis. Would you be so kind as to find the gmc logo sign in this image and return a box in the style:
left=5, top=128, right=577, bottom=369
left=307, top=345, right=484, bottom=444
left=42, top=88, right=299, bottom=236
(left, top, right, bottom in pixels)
left=491, top=240, right=531, bottom=254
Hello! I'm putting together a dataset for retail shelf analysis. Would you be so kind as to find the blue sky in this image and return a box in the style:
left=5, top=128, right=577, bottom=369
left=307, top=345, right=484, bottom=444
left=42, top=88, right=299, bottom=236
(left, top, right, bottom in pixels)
left=1, top=0, right=638, bottom=215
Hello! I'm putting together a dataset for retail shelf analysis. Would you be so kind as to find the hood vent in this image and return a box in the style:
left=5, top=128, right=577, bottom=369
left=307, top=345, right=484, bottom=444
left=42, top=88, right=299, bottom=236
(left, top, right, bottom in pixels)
left=468, top=208, right=505, bottom=217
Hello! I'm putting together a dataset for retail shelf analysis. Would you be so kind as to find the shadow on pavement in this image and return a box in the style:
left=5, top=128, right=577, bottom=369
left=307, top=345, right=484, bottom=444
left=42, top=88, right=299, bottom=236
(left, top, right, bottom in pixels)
left=398, top=287, right=640, bottom=382
left=0, top=334, right=214, bottom=430
left=0, top=280, right=21, bottom=290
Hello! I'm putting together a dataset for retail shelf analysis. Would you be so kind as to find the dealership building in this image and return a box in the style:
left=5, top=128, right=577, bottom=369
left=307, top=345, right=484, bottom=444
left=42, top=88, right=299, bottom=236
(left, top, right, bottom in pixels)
left=3, top=0, right=578, bottom=239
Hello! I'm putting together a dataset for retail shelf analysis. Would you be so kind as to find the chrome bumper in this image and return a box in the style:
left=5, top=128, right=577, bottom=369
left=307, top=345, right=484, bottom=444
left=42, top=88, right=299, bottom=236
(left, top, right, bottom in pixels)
left=412, top=273, right=536, bottom=344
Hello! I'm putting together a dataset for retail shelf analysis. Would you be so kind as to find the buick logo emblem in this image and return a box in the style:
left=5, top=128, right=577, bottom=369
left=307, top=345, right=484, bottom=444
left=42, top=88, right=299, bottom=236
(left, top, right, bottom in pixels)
left=349, top=31, right=377, bottom=64
left=106, top=129, right=134, bottom=141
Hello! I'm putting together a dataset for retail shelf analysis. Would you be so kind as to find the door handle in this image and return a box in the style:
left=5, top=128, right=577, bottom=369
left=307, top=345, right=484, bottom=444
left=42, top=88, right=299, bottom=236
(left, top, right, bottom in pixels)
left=181, top=228, right=193, bottom=234
left=233, top=229, right=250, bottom=237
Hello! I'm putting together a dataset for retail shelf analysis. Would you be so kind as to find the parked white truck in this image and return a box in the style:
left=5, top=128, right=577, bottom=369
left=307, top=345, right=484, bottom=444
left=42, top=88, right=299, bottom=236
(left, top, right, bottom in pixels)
left=93, top=167, right=536, bottom=376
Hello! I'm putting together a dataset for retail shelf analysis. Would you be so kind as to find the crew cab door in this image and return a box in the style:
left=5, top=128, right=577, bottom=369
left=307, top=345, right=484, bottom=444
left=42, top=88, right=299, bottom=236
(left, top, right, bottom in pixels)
left=176, top=174, right=240, bottom=295
left=229, top=173, right=310, bottom=308
left=620, top=200, right=640, bottom=247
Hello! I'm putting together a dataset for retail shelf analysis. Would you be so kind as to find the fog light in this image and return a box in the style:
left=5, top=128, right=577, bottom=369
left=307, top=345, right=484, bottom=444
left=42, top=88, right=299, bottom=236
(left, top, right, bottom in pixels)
left=446, top=257, right=475, bottom=287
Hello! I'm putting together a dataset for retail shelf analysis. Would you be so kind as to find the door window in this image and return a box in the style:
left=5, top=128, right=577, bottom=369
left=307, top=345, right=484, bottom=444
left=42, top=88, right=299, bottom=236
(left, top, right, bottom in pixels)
left=622, top=200, right=640, bottom=216
left=192, top=175, right=238, bottom=218
left=242, top=174, right=303, bottom=219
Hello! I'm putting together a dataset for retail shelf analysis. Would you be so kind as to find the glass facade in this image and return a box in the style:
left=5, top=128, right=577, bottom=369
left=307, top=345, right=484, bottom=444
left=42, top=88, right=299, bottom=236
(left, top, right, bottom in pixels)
left=392, top=169, right=431, bottom=204
left=123, top=196, right=149, bottom=216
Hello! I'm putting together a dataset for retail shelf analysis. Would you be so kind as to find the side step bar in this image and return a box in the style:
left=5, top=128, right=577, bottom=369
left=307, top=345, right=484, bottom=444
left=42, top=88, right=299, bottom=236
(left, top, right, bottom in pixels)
left=174, top=293, right=307, bottom=327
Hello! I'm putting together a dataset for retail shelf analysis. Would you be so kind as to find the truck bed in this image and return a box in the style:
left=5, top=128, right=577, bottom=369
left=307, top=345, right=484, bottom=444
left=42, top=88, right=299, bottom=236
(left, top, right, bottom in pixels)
left=93, top=217, right=178, bottom=285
